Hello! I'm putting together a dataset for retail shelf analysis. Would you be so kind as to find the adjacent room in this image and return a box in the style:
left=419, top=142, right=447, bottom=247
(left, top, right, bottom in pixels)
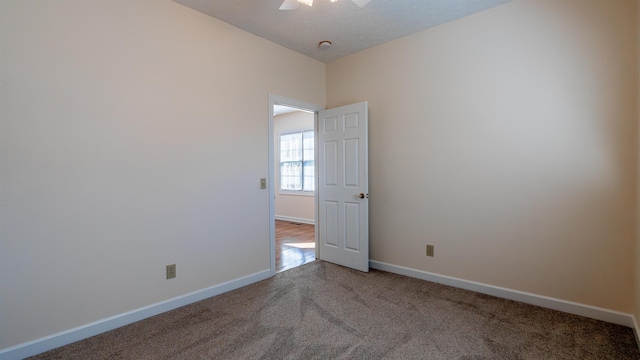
left=2, top=0, right=640, bottom=358
left=274, top=105, right=316, bottom=272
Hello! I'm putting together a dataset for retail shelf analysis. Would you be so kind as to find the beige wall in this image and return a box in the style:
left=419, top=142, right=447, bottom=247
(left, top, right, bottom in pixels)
left=636, top=0, right=640, bottom=334
left=327, top=0, right=638, bottom=312
left=274, top=111, right=316, bottom=223
left=0, top=0, right=325, bottom=349
left=2, top=0, right=640, bottom=352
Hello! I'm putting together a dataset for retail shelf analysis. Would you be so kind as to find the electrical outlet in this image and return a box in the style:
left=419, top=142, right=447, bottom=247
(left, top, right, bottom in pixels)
left=426, top=244, right=434, bottom=257
left=166, top=264, right=176, bottom=279
left=260, top=178, right=267, bottom=189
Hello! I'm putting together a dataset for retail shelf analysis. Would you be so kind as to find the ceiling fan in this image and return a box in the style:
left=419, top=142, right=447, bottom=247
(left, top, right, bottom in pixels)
left=279, top=0, right=371, bottom=10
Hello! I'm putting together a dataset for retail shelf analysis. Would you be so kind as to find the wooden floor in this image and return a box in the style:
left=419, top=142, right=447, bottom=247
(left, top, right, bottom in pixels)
left=275, top=220, right=316, bottom=272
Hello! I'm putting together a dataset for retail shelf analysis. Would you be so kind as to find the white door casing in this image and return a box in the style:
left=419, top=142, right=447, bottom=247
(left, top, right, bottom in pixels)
left=317, top=102, right=369, bottom=272
left=268, top=94, right=324, bottom=275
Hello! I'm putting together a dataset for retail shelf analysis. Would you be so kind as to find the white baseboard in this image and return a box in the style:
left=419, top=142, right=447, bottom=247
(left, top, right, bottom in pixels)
left=275, top=215, right=315, bottom=225
left=633, top=315, right=640, bottom=353
left=0, top=269, right=271, bottom=360
left=370, top=260, right=635, bottom=328
left=3, top=262, right=636, bottom=359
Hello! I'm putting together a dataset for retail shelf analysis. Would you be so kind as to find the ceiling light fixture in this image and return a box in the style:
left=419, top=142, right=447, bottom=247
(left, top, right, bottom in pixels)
left=297, top=0, right=340, bottom=6
left=279, top=0, right=370, bottom=10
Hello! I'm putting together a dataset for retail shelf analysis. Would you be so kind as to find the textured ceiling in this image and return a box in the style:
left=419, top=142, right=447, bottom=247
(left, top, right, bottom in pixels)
left=173, top=0, right=513, bottom=63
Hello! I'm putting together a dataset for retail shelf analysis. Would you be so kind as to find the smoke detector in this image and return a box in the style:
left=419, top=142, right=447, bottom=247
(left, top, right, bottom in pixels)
left=318, top=40, right=332, bottom=49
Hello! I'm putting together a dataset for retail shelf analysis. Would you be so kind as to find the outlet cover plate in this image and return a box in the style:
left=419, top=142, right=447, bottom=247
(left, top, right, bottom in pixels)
left=426, top=245, right=434, bottom=257
left=166, top=264, right=176, bottom=279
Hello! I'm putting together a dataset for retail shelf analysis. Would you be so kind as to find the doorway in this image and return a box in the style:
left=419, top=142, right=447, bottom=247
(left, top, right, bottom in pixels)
left=268, top=95, right=324, bottom=274
left=269, top=96, right=370, bottom=274
left=274, top=105, right=315, bottom=272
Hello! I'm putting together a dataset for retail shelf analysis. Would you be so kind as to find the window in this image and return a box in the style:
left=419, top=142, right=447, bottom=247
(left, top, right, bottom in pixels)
left=280, top=130, right=314, bottom=192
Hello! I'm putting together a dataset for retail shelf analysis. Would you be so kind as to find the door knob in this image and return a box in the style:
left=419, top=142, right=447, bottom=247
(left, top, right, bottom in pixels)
left=353, top=193, right=368, bottom=199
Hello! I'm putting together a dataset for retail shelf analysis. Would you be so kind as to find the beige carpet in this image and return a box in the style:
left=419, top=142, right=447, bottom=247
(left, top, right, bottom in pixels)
left=30, top=261, right=639, bottom=359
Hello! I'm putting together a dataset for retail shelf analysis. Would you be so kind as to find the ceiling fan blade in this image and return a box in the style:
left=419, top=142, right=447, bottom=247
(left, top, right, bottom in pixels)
left=279, top=0, right=300, bottom=10
left=351, top=0, right=371, bottom=7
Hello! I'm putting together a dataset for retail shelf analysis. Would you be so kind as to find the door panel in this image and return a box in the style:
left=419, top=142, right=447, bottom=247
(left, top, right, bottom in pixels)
left=317, top=102, right=369, bottom=272
left=324, top=201, right=339, bottom=247
left=345, top=202, right=360, bottom=251
left=324, top=141, right=338, bottom=186
left=345, top=138, right=359, bottom=186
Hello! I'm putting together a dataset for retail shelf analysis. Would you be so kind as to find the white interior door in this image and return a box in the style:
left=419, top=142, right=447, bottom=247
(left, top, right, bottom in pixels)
left=317, top=102, right=369, bottom=272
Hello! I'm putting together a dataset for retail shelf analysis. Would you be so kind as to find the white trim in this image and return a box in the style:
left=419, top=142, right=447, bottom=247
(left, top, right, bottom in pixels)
left=0, top=269, right=271, bottom=360
left=633, top=315, right=640, bottom=352
left=279, top=190, right=315, bottom=197
left=268, top=94, right=323, bottom=276
left=370, top=260, right=635, bottom=328
left=314, top=111, right=320, bottom=259
left=270, top=95, right=323, bottom=114
left=274, top=215, right=315, bottom=225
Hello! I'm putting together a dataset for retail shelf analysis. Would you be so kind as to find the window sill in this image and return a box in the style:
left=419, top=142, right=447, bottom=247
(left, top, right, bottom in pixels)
left=279, top=191, right=315, bottom=197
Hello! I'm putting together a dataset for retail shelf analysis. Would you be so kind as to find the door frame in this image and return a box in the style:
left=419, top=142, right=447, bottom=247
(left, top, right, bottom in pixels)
left=268, top=94, right=324, bottom=275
